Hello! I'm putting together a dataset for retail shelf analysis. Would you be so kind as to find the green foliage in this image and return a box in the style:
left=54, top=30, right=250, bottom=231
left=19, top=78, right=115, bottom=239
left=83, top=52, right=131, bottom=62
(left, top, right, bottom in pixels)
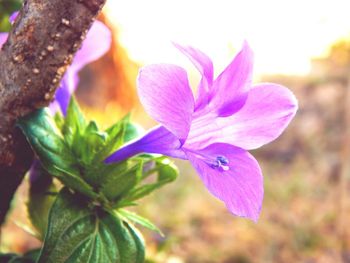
left=100, top=162, right=143, bottom=202
left=18, top=97, right=178, bottom=209
left=18, top=108, right=75, bottom=175
left=124, top=122, right=144, bottom=143
left=117, top=157, right=178, bottom=207
left=18, top=97, right=179, bottom=262
left=92, top=116, right=127, bottom=163
left=117, top=209, right=164, bottom=236
left=27, top=162, right=57, bottom=240
left=18, top=108, right=98, bottom=200
left=0, top=0, right=22, bottom=31
left=62, top=98, right=87, bottom=149
left=38, top=188, right=145, bottom=263
left=0, top=249, right=40, bottom=263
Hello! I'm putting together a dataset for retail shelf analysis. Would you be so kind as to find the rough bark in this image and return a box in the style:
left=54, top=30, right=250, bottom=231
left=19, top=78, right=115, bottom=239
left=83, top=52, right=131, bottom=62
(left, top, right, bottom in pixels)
left=0, top=0, right=107, bottom=226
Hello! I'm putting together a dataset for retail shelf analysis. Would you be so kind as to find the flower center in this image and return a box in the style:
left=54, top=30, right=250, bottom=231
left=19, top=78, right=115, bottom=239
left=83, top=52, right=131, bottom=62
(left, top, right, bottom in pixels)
left=209, top=156, right=230, bottom=172
left=184, top=148, right=230, bottom=172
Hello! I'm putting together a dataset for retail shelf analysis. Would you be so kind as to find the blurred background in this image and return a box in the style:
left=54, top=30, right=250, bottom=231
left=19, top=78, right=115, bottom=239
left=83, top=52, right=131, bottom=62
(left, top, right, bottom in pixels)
left=2, top=0, right=350, bottom=262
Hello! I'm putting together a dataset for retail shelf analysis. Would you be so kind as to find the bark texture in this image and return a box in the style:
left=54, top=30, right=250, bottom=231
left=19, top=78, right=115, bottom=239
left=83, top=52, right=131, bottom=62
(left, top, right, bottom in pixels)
left=0, top=0, right=107, bottom=225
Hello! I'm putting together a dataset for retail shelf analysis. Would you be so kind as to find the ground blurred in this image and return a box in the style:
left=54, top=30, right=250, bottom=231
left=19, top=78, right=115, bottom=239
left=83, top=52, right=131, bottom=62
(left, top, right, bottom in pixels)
left=2, top=14, right=350, bottom=263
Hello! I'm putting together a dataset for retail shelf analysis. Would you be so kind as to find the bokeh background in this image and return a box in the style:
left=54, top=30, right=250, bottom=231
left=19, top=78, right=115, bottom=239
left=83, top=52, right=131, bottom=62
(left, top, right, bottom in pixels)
left=2, top=0, right=350, bottom=262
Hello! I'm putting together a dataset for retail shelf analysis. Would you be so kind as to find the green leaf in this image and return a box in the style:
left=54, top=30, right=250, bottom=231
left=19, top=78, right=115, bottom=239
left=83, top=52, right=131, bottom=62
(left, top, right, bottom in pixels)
left=54, top=112, right=65, bottom=131
left=123, top=122, right=144, bottom=143
left=106, top=115, right=128, bottom=139
left=156, top=158, right=178, bottom=182
left=60, top=98, right=104, bottom=165
left=38, top=188, right=145, bottom=263
left=117, top=209, right=163, bottom=236
left=119, top=158, right=178, bottom=204
left=27, top=161, right=57, bottom=240
left=23, top=249, right=41, bottom=262
left=18, top=109, right=76, bottom=175
left=62, top=97, right=87, bottom=147
left=85, top=121, right=107, bottom=147
left=78, top=121, right=108, bottom=164
left=18, top=109, right=97, bottom=199
left=0, top=0, right=22, bottom=32
left=0, top=249, right=40, bottom=263
left=100, top=161, right=143, bottom=202
left=92, top=116, right=128, bottom=162
left=55, top=166, right=99, bottom=200
left=100, top=210, right=145, bottom=263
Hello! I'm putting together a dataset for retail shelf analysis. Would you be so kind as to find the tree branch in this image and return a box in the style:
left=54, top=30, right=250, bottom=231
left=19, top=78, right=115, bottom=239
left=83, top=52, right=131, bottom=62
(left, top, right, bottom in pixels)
left=0, top=0, right=107, bottom=226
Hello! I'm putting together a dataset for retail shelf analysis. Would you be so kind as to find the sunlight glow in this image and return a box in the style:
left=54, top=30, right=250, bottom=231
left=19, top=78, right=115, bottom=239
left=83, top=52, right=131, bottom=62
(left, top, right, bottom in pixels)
left=105, top=0, right=350, bottom=76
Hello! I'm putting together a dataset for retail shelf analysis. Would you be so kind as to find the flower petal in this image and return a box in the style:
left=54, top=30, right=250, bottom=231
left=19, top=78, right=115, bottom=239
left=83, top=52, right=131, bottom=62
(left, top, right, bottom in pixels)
left=185, top=143, right=263, bottom=221
left=209, top=41, right=254, bottom=116
left=49, top=69, right=78, bottom=115
left=0, top=12, right=19, bottom=47
left=71, top=20, right=112, bottom=72
left=173, top=43, right=213, bottom=109
left=52, top=85, right=70, bottom=116
left=49, top=21, right=110, bottom=115
left=9, top=12, right=19, bottom=24
left=0, top=33, right=8, bottom=48
left=137, top=64, right=195, bottom=140
left=29, top=159, right=43, bottom=184
left=105, top=126, right=186, bottom=163
left=48, top=100, right=61, bottom=116
left=186, top=83, right=298, bottom=150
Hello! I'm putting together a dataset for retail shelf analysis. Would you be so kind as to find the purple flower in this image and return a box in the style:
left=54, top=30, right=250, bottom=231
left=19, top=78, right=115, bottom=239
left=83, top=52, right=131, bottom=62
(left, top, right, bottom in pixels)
left=9, top=11, right=19, bottom=24
left=0, top=33, right=7, bottom=47
left=0, top=12, right=18, bottom=48
left=106, top=42, right=298, bottom=221
left=50, top=20, right=111, bottom=115
left=0, top=17, right=111, bottom=115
